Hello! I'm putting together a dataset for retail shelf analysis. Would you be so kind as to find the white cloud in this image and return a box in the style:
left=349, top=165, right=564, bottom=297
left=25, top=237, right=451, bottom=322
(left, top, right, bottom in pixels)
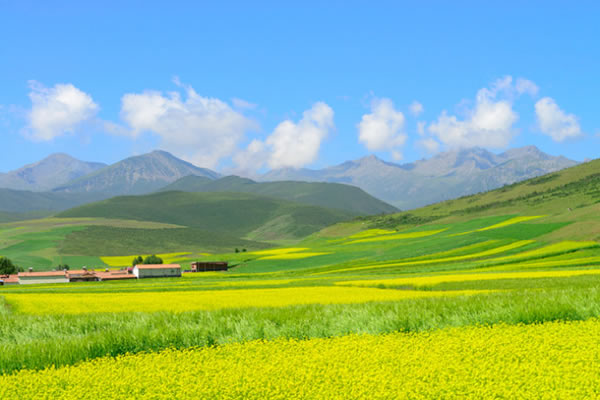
left=418, top=138, right=440, bottom=154
left=26, top=81, right=98, bottom=141
left=120, top=84, right=257, bottom=168
left=409, top=101, right=424, bottom=116
left=428, top=77, right=520, bottom=149
left=266, top=102, right=334, bottom=169
left=535, top=97, right=582, bottom=142
left=232, top=98, right=257, bottom=110
left=233, top=102, right=335, bottom=171
left=515, top=78, right=539, bottom=97
left=417, top=121, right=426, bottom=136
left=391, top=150, right=403, bottom=161
left=358, top=98, right=407, bottom=152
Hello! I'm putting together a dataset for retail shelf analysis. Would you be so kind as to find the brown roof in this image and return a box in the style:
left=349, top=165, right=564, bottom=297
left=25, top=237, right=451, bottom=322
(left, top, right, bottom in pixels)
left=18, top=271, right=66, bottom=278
left=95, top=272, right=136, bottom=280
left=135, top=264, right=181, bottom=270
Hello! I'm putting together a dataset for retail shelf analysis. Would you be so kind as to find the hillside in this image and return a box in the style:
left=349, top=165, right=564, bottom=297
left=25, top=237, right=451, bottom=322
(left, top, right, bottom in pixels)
left=159, top=175, right=398, bottom=215
left=262, top=146, right=577, bottom=209
left=0, top=188, right=109, bottom=213
left=355, top=158, right=600, bottom=242
left=57, top=191, right=355, bottom=240
left=53, top=150, right=220, bottom=196
left=0, top=153, right=106, bottom=191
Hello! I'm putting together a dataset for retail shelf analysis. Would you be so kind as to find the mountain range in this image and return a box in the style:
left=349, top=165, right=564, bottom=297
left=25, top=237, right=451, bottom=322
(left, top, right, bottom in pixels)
left=261, top=146, right=578, bottom=209
left=0, top=153, right=106, bottom=191
left=0, top=146, right=578, bottom=215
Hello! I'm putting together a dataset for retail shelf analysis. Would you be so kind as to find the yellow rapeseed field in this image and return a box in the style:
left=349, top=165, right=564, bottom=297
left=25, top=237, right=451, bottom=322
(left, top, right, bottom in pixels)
left=345, top=229, right=447, bottom=244
left=490, top=240, right=599, bottom=263
left=101, top=252, right=192, bottom=266
left=347, top=228, right=396, bottom=239
left=337, top=268, right=600, bottom=288
left=258, top=252, right=331, bottom=260
left=248, top=247, right=309, bottom=255
left=452, top=215, right=544, bottom=236
left=1, top=319, right=599, bottom=399
left=321, top=240, right=534, bottom=274
left=2, top=287, right=488, bottom=315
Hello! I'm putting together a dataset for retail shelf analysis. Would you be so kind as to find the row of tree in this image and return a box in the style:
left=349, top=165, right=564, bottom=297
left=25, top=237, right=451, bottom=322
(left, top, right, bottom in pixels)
left=131, top=255, right=164, bottom=266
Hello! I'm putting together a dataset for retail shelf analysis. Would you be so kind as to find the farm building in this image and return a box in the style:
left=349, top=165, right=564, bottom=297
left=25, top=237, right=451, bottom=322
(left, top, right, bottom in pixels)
left=95, top=270, right=136, bottom=281
left=133, top=264, right=182, bottom=279
left=18, top=270, right=69, bottom=285
left=0, top=275, right=19, bottom=285
left=67, top=270, right=99, bottom=282
left=190, top=261, right=228, bottom=272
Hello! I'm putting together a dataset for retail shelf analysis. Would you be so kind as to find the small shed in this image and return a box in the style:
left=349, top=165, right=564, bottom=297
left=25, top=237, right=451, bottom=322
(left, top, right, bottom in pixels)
left=18, top=271, right=68, bottom=285
left=2, top=275, right=19, bottom=285
left=133, top=264, right=182, bottom=279
left=190, top=261, right=228, bottom=272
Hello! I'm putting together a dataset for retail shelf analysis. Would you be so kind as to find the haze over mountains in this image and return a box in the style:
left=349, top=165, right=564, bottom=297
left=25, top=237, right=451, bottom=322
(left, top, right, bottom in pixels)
left=0, top=146, right=577, bottom=217
left=262, top=146, right=577, bottom=209
left=0, top=153, right=106, bottom=192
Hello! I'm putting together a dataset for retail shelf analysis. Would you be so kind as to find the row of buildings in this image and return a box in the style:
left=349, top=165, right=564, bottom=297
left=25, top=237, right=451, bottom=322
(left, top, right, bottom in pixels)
left=0, top=261, right=228, bottom=286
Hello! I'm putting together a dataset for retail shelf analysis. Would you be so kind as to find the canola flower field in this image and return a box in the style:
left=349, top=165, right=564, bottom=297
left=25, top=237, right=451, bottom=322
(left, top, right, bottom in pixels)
left=1, top=318, right=599, bottom=399
left=1, top=213, right=600, bottom=398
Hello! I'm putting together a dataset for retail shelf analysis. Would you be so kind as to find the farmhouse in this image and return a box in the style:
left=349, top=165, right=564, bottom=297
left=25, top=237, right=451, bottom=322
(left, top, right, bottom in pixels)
left=190, top=261, right=228, bottom=272
left=18, top=270, right=69, bottom=285
left=0, top=275, right=19, bottom=285
left=133, top=264, right=182, bottom=279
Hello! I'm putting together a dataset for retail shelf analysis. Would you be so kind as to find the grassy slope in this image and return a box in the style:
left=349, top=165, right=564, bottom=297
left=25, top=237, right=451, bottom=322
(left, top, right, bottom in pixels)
left=57, top=191, right=354, bottom=240
left=357, top=158, right=600, bottom=240
left=159, top=175, right=399, bottom=215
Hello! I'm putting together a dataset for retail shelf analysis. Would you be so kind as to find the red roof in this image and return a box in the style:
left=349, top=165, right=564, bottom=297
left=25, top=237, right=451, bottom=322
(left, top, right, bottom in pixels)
left=18, top=271, right=66, bottom=278
left=135, top=264, right=181, bottom=270
left=1, top=275, right=19, bottom=283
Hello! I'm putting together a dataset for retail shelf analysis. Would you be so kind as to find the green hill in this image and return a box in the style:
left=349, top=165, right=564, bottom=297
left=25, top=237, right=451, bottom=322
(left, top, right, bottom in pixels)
left=0, top=188, right=109, bottom=213
left=355, top=158, right=600, bottom=241
left=57, top=191, right=355, bottom=240
left=159, top=175, right=398, bottom=215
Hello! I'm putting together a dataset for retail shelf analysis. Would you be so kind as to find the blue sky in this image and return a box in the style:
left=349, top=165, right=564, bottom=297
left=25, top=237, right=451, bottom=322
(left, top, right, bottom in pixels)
left=1, top=1, right=598, bottom=173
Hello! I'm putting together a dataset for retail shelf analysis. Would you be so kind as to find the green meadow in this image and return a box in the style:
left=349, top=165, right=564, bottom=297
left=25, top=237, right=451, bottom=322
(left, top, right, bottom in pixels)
left=1, top=159, right=600, bottom=376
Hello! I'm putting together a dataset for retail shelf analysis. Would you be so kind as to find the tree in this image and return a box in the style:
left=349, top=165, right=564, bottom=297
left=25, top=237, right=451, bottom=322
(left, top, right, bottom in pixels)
left=235, top=248, right=240, bottom=253
left=132, top=255, right=144, bottom=266
left=143, top=255, right=163, bottom=264
left=0, top=257, right=18, bottom=275
left=57, top=264, right=70, bottom=271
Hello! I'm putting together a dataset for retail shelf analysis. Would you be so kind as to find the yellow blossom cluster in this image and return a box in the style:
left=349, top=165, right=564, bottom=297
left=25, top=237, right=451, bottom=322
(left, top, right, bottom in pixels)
left=1, top=287, right=488, bottom=315
left=1, top=319, right=599, bottom=399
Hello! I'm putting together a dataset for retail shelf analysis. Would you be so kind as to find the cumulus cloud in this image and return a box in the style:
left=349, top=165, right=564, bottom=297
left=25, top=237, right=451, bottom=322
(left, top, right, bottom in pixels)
left=234, top=102, right=334, bottom=172
left=232, top=98, right=257, bottom=110
left=428, top=77, right=522, bottom=149
left=26, top=81, right=98, bottom=141
left=535, top=97, right=582, bottom=142
left=515, top=78, right=539, bottom=97
left=409, top=101, right=424, bottom=116
left=418, top=138, right=440, bottom=154
left=266, top=102, right=334, bottom=169
left=417, top=121, right=426, bottom=136
left=358, top=98, right=407, bottom=152
left=119, top=84, right=257, bottom=168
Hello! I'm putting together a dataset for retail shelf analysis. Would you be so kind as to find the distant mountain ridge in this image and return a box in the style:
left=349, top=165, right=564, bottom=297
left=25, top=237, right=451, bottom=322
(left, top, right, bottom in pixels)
left=0, top=153, right=106, bottom=191
left=261, top=146, right=578, bottom=209
left=160, top=175, right=398, bottom=215
left=53, top=150, right=220, bottom=196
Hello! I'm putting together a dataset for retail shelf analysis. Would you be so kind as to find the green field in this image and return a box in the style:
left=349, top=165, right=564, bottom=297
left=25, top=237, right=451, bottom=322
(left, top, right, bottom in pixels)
left=0, top=160, right=599, bottom=397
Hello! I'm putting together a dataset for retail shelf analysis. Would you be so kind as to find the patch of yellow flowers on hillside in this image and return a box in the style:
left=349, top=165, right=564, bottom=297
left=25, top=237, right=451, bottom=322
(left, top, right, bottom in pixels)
left=1, top=319, right=599, bottom=399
